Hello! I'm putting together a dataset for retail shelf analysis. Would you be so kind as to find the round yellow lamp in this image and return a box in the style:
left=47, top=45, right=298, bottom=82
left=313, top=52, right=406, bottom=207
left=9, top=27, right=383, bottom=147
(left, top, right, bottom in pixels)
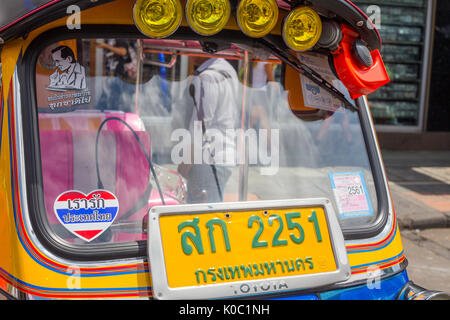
left=282, top=6, right=322, bottom=51
left=186, top=0, right=231, bottom=36
left=133, top=0, right=183, bottom=38
left=237, top=0, right=278, bottom=38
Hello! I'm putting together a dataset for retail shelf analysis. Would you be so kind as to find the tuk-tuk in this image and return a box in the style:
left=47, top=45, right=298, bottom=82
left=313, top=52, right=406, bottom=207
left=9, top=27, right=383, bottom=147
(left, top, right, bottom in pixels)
left=0, top=0, right=448, bottom=300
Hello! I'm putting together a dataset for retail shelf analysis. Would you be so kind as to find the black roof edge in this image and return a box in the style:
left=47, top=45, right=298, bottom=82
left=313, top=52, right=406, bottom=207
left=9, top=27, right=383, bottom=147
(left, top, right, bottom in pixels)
left=0, top=0, right=117, bottom=45
left=0, top=0, right=381, bottom=52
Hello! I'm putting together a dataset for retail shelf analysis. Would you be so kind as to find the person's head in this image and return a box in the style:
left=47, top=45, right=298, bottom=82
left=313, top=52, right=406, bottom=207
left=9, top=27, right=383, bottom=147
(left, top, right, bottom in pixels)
left=191, top=55, right=210, bottom=69
left=51, top=46, right=76, bottom=71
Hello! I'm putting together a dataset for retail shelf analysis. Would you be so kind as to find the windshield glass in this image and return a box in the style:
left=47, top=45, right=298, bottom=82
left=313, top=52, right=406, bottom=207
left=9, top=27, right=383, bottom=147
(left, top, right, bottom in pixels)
left=35, top=38, right=377, bottom=245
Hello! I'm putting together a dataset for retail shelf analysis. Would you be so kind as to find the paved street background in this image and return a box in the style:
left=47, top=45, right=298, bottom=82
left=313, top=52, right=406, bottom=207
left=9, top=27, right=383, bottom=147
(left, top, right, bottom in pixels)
left=382, top=150, right=450, bottom=293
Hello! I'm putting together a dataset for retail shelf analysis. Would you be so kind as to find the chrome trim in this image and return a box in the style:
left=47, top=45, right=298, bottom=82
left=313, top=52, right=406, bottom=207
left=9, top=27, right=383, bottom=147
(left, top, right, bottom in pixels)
left=397, top=282, right=450, bottom=300
left=336, top=258, right=408, bottom=288
left=0, top=284, right=20, bottom=300
left=148, top=198, right=351, bottom=300
left=418, top=0, right=435, bottom=132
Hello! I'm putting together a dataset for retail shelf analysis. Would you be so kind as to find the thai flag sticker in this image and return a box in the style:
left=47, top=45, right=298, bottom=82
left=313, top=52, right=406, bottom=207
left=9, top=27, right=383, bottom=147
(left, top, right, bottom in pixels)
left=53, top=190, right=119, bottom=242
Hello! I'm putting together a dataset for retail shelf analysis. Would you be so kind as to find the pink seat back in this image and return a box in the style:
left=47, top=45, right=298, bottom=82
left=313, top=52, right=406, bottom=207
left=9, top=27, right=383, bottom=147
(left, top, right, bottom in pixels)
left=40, top=130, right=73, bottom=226
left=40, top=127, right=153, bottom=241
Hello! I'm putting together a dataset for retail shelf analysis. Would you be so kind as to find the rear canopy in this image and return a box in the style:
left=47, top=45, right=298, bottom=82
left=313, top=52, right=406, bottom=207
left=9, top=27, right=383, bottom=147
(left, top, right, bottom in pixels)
left=0, top=0, right=59, bottom=32
left=0, top=0, right=380, bottom=51
left=0, top=0, right=111, bottom=44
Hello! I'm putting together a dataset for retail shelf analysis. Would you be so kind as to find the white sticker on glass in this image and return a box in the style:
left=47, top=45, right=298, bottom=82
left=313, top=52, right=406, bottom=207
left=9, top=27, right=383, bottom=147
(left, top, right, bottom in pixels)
left=328, top=171, right=374, bottom=218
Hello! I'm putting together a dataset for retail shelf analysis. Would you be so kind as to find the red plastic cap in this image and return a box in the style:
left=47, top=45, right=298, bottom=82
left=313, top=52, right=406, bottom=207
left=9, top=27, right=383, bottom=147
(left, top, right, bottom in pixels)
left=332, top=25, right=390, bottom=100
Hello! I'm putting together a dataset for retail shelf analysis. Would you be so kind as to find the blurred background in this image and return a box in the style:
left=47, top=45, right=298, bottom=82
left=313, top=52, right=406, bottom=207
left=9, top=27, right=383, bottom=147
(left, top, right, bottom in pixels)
left=353, top=0, right=450, bottom=293
left=354, top=0, right=449, bottom=138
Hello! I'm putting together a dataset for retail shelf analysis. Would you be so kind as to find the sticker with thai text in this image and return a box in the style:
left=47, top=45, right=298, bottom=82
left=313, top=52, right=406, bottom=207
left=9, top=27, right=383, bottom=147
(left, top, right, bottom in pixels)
left=53, top=190, right=119, bottom=242
left=297, top=52, right=355, bottom=112
left=328, top=171, right=374, bottom=218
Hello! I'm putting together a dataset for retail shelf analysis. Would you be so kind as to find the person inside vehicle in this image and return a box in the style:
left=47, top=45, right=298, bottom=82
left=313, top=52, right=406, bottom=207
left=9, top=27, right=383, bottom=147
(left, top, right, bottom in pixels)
left=177, top=56, right=239, bottom=204
left=95, top=39, right=138, bottom=111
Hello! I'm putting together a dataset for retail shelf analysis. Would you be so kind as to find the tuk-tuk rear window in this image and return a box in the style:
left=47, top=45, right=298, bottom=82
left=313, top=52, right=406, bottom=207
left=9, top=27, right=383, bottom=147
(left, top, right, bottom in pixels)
left=32, top=37, right=380, bottom=251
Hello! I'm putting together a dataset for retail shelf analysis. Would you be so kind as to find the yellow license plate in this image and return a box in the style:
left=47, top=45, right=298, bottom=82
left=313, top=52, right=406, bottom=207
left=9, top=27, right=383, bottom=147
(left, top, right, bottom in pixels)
left=158, top=206, right=337, bottom=288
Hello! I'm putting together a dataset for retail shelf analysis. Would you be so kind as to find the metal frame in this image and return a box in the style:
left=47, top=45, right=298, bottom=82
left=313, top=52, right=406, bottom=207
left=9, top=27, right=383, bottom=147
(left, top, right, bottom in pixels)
left=148, top=198, right=351, bottom=300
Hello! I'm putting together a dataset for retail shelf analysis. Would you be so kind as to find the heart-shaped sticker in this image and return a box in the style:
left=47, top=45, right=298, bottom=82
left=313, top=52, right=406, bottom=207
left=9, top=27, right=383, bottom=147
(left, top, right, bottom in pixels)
left=53, top=190, right=119, bottom=242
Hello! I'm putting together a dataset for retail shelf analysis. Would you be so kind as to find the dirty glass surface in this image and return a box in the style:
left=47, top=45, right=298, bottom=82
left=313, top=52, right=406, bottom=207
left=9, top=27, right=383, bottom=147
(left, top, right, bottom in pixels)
left=34, top=38, right=379, bottom=246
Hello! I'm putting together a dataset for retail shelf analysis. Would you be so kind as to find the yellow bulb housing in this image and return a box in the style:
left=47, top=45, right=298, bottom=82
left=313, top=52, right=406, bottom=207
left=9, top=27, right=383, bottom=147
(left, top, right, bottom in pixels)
left=133, top=0, right=182, bottom=39
left=237, top=0, right=278, bottom=38
left=282, top=6, right=322, bottom=51
left=186, top=0, right=231, bottom=36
